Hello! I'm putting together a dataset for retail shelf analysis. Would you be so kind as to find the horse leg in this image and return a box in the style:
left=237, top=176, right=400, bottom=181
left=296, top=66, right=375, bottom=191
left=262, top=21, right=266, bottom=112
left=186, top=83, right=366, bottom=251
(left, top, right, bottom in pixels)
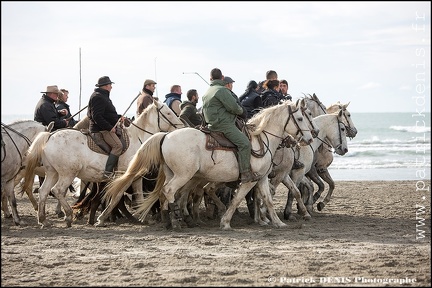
left=117, top=195, right=139, bottom=224
left=51, top=176, right=74, bottom=228
left=317, top=168, right=335, bottom=211
left=3, top=181, right=25, bottom=225
left=283, top=174, right=313, bottom=220
left=255, top=179, right=286, bottom=228
left=252, top=188, right=270, bottom=226
left=202, top=182, right=224, bottom=220
left=88, top=185, right=101, bottom=225
left=299, top=176, right=314, bottom=215
left=14, top=175, right=38, bottom=211
left=1, top=191, right=12, bottom=218
left=37, top=174, right=58, bottom=228
left=190, top=184, right=205, bottom=223
left=55, top=188, right=68, bottom=218
left=220, top=182, right=256, bottom=230
left=96, top=187, right=128, bottom=227
left=306, top=167, right=325, bottom=204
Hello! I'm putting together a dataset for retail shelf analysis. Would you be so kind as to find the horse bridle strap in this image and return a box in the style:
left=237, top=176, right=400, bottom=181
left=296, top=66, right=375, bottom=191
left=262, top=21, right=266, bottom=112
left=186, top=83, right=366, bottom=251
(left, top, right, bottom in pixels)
left=156, top=106, right=183, bottom=131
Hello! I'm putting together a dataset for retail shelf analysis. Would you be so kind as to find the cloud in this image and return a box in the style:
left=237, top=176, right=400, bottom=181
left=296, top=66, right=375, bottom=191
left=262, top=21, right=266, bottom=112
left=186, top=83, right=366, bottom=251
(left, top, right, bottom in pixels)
left=358, top=82, right=382, bottom=90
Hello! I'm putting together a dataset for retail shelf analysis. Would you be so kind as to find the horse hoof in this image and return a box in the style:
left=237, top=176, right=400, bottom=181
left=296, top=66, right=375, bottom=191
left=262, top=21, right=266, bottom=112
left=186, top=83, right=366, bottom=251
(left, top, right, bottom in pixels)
left=284, top=213, right=298, bottom=222
left=171, top=220, right=182, bottom=231
left=317, top=202, right=325, bottom=211
left=94, top=221, right=106, bottom=227
left=39, top=222, right=52, bottom=228
left=184, top=215, right=196, bottom=228
left=303, top=214, right=312, bottom=221
left=220, top=224, right=232, bottom=231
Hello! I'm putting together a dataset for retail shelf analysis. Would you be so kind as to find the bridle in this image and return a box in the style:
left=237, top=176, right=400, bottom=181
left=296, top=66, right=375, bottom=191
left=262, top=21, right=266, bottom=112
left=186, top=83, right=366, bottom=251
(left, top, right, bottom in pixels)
left=338, top=107, right=356, bottom=139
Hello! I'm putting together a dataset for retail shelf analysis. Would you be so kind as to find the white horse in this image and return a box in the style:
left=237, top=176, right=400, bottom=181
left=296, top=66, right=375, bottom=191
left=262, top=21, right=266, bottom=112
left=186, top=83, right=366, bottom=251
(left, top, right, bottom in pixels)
left=1, top=120, right=53, bottom=225
left=303, top=95, right=357, bottom=211
left=283, top=111, right=349, bottom=220
left=21, top=99, right=185, bottom=228
left=98, top=100, right=314, bottom=230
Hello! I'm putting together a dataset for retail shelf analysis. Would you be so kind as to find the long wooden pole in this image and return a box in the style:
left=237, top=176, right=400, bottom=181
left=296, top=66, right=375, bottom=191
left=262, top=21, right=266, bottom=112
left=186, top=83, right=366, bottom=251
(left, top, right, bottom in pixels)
left=79, top=47, right=82, bottom=120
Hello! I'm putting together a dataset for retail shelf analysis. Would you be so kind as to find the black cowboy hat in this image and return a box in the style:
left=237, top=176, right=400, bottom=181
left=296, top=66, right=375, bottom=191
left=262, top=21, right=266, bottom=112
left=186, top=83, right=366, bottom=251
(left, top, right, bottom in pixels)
left=95, top=76, right=115, bottom=87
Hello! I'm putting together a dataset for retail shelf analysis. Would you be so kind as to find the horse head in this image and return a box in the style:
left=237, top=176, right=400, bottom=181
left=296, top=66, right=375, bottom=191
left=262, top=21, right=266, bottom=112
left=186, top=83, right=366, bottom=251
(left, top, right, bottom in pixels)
left=129, top=99, right=186, bottom=139
left=298, top=98, right=320, bottom=138
left=289, top=100, right=314, bottom=146
left=327, top=101, right=357, bottom=138
left=333, top=110, right=349, bottom=155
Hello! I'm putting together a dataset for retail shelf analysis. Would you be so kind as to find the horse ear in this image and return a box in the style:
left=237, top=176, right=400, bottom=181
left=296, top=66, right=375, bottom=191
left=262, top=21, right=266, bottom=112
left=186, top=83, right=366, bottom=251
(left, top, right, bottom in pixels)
left=345, top=102, right=350, bottom=108
left=300, top=98, right=306, bottom=107
left=47, top=121, right=54, bottom=132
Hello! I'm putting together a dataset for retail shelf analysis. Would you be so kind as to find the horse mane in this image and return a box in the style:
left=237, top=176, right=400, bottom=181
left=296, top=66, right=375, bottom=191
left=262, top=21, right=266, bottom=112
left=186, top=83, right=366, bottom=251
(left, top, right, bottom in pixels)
left=3, top=119, right=36, bottom=126
left=248, top=101, right=297, bottom=135
left=327, top=101, right=350, bottom=113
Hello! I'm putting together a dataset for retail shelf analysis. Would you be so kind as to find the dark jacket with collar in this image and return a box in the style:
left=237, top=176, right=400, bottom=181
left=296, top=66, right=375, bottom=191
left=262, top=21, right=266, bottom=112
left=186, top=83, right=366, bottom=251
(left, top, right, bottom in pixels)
left=34, top=94, right=68, bottom=131
left=87, top=88, right=120, bottom=133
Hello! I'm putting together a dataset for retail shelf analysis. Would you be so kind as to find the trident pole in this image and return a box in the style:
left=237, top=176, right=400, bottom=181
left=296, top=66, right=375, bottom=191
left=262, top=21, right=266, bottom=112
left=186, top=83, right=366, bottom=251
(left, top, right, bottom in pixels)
left=78, top=47, right=82, bottom=120
left=182, top=72, right=209, bottom=85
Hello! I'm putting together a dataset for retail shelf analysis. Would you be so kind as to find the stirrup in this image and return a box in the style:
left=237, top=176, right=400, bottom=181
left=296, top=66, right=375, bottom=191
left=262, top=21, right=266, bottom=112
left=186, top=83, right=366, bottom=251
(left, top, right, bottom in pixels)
left=103, top=171, right=114, bottom=180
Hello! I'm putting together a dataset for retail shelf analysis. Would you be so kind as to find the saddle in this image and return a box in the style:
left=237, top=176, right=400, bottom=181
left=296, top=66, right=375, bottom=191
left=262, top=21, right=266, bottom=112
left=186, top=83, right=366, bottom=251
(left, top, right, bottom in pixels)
left=80, top=128, right=130, bottom=155
left=200, top=126, right=237, bottom=151
left=198, top=117, right=259, bottom=153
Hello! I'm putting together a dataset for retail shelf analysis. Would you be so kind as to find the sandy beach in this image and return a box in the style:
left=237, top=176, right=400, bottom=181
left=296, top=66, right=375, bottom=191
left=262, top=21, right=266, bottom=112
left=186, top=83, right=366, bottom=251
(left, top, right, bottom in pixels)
left=1, top=180, right=431, bottom=287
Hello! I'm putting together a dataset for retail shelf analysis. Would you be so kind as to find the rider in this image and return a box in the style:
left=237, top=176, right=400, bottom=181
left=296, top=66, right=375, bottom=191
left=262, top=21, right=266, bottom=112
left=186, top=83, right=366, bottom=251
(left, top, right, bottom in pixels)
left=202, top=68, right=260, bottom=183
left=34, top=85, right=69, bottom=130
left=87, top=76, right=124, bottom=179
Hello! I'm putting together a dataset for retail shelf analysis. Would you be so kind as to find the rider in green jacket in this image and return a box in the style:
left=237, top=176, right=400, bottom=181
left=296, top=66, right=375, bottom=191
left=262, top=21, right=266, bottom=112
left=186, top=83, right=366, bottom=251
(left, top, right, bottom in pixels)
left=202, top=68, right=260, bottom=183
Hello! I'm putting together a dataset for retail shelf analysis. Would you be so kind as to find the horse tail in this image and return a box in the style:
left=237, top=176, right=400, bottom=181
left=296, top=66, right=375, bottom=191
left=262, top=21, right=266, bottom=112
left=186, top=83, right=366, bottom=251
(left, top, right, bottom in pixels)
left=134, top=167, right=166, bottom=222
left=102, top=132, right=167, bottom=205
left=21, top=132, right=51, bottom=194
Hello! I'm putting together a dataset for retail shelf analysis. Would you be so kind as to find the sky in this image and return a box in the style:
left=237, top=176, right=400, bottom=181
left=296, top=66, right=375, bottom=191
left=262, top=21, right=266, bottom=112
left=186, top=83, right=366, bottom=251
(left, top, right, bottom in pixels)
left=1, top=1, right=431, bottom=119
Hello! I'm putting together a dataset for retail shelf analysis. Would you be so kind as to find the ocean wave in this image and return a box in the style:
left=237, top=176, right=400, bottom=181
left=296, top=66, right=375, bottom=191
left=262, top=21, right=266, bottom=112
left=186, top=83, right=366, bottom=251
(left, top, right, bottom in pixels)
left=330, top=158, right=431, bottom=169
left=352, top=137, right=430, bottom=145
left=390, top=125, right=431, bottom=133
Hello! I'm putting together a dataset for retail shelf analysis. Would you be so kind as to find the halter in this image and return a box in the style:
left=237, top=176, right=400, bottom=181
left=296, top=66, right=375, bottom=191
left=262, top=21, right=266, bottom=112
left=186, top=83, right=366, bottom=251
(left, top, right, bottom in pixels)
left=339, top=107, right=356, bottom=139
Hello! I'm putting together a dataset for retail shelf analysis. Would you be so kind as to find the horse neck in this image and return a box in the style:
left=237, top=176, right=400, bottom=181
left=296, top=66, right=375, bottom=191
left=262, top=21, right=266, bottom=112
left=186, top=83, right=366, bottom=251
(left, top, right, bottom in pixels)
left=311, top=114, right=339, bottom=150
left=254, top=109, right=294, bottom=153
left=128, top=108, right=162, bottom=142
left=4, top=122, right=44, bottom=152
left=306, top=98, right=326, bottom=117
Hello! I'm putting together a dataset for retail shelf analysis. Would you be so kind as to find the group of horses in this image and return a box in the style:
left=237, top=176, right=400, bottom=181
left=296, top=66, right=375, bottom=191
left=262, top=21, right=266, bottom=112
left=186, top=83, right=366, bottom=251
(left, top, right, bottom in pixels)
left=1, top=94, right=357, bottom=230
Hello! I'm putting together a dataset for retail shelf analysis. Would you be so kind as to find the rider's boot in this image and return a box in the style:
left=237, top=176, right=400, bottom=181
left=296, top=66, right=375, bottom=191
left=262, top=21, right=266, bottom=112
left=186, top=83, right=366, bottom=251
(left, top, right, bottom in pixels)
left=103, top=154, right=119, bottom=179
left=240, top=170, right=261, bottom=183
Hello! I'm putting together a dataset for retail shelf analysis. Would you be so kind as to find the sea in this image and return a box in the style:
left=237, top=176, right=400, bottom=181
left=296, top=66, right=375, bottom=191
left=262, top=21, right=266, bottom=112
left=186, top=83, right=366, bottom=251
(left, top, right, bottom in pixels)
left=2, top=112, right=430, bottom=182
